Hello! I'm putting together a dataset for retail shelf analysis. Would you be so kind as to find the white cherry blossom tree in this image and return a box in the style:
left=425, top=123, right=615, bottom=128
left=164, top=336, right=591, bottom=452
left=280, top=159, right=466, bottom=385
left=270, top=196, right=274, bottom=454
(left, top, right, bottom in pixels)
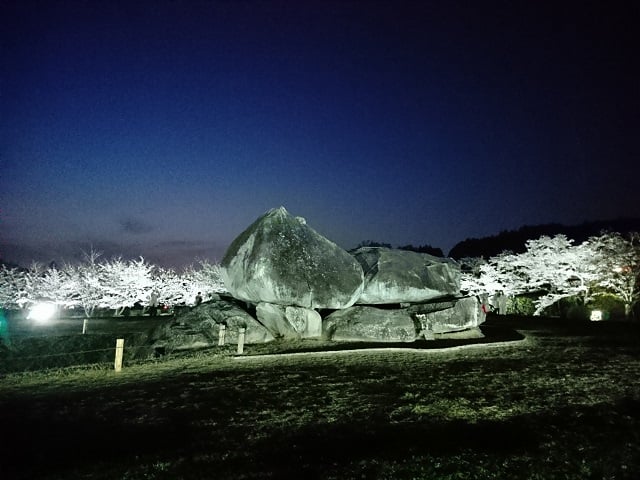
left=0, top=265, right=27, bottom=308
left=460, top=235, right=601, bottom=315
left=99, top=257, right=156, bottom=315
left=516, top=235, right=599, bottom=315
left=63, top=249, right=106, bottom=318
left=37, top=266, right=78, bottom=308
left=590, top=232, right=640, bottom=318
left=178, top=260, right=226, bottom=306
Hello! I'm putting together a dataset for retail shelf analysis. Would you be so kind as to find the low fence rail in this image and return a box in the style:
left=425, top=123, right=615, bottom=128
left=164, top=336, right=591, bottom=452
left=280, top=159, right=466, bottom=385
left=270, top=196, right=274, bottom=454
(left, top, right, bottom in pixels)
left=0, top=320, right=247, bottom=375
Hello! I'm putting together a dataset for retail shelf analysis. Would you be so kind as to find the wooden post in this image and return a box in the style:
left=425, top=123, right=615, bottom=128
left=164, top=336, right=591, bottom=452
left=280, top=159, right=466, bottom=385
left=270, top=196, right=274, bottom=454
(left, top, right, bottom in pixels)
left=237, top=327, right=245, bottom=355
left=82, top=318, right=88, bottom=335
left=114, top=338, right=125, bottom=372
left=218, top=324, right=226, bottom=346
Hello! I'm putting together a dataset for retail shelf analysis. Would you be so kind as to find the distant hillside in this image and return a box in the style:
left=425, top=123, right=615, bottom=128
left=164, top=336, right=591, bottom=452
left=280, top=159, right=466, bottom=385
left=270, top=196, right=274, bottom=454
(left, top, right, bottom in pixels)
left=448, top=218, right=640, bottom=259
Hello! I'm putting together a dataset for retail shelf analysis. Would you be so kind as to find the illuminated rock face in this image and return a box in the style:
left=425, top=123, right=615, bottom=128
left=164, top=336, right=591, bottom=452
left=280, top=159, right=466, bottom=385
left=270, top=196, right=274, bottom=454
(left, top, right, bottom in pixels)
left=151, top=297, right=274, bottom=352
left=220, top=207, right=483, bottom=342
left=221, top=207, right=364, bottom=310
left=351, top=247, right=460, bottom=304
left=323, top=306, right=416, bottom=342
left=256, top=302, right=322, bottom=339
left=408, top=296, right=485, bottom=333
left=324, top=297, right=485, bottom=341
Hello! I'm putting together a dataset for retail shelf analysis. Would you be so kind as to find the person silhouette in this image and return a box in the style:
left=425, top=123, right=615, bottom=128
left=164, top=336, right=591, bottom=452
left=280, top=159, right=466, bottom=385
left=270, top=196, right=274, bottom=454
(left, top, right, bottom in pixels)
left=148, top=290, right=159, bottom=316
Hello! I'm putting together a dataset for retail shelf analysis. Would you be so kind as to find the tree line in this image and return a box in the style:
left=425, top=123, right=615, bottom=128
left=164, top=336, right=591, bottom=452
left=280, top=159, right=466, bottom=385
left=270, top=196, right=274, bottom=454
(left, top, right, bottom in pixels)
left=352, top=240, right=444, bottom=257
left=0, top=250, right=226, bottom=318
left=353, top=218, right=640, bottom=260
left=448, top=217, right=640, bottom=259
left=459, top=232, right=639, bottom=318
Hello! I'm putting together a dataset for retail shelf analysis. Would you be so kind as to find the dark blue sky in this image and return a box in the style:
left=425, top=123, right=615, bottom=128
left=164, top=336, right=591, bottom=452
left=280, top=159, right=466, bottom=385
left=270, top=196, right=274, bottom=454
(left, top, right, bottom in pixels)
left=1, top=1, right=638, bottom=269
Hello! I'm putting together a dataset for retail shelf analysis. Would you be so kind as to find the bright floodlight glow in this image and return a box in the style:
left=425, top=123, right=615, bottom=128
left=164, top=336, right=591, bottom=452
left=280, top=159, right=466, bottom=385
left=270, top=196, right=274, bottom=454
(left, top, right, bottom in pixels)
left=590, top=310, right=603, bottom=321
left=28, top=302, right=57, bottom=322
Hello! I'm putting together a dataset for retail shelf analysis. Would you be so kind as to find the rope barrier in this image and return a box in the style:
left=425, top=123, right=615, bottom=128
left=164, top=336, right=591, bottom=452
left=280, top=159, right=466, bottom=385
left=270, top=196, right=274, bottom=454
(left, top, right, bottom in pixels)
left=2, top=324, right=248, bottom=373
left=3, top=342, right=155, bottom=358
left=6, top=348, right=116, bottom=360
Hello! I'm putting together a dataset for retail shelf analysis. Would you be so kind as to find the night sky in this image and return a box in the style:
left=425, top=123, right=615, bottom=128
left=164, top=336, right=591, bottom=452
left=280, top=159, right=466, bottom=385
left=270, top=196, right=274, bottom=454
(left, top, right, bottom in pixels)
left=1, top=1, right=638, bottom=269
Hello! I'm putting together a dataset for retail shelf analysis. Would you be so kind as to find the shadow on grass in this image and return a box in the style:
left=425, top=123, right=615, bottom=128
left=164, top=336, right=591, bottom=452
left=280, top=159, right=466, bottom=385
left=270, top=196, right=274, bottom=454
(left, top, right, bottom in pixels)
left=254, top=417, right=537, bottom=460
left=3, top=396, right=640, bottom=479
left=2, top=414, right=535, bottom=480
left=2, top=409, right=188, bottom=479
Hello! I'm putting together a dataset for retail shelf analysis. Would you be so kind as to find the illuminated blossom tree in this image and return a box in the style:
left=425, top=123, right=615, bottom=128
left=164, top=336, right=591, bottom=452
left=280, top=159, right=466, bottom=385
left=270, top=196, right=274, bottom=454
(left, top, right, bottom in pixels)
left=460, top=251, right=529, bottom=298
left=1, top=253, right=228, bottom=318
left=459, top=256, right=487, bottom=295
left=2, top=262, right=70, bottom=309
left=63, top=249, right=106, bottom=318
left=590, top=232, right=640, bottom=318
left=18, top=262, right=47, bottom=307
left=0, top=265, right=26, bottom=308
left=37, top=266, right=78, bottom=308
left=140, top=261, right=227, bottom=309
left=515, top=235, right=599, bottom=315
left=461, top=235, right=600, bottom=315
left=99, top=257, right=156, bottom=315
left=152, top=267, right=188, bottom=307
left=0, top=263, right=77, bottom=310
left=178, top=260, right=226, bottom=305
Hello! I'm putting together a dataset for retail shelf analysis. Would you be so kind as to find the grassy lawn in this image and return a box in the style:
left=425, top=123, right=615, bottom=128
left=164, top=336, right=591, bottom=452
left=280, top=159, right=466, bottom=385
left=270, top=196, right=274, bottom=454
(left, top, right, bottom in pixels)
left=1, top=315, right=639, bottom=479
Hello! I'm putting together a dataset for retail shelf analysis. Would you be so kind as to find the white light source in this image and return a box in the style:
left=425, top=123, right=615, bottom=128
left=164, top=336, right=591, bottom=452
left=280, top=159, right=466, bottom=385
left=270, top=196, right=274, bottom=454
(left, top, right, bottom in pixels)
left=590, top=310, right=603, bottom=321
left=28, top=302, right=57, bottom=323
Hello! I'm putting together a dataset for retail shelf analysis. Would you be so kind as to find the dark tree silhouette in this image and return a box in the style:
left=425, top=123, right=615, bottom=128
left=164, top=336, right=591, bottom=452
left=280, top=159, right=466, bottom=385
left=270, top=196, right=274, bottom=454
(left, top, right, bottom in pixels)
left=448, top=218, right=640, bottom=259
left=398, top=244, right=444, bottom=257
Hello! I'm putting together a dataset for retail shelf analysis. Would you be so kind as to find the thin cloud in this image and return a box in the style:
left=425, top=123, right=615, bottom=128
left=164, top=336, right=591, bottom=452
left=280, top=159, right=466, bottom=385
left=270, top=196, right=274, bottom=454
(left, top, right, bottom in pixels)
left=120, top=217, right=154, bottom=235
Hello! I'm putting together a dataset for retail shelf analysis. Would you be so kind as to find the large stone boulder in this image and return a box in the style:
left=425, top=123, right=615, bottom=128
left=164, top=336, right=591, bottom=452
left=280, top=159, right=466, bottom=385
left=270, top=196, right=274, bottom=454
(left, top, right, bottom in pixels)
left=408, top=296, right=485, bottom=333
left=256, top=302, right=322, bottom=339
left=221, top=207, right=364, bottom=309
left=150, top=296, right=274, bottom=353
left=351, top=247, right=460, bottom=304
left=323, top=306, right=416, bottom=342
left=323, top=296, right=486, bottom=342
